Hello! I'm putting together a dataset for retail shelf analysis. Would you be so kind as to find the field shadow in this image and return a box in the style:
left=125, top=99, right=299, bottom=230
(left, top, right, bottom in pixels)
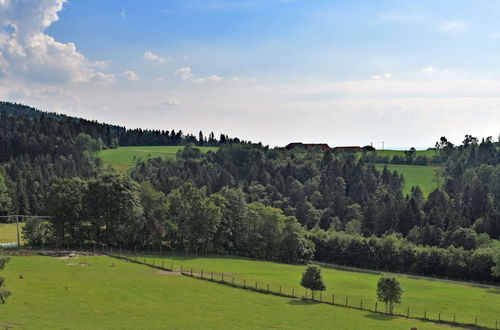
left=287, top=300, right=318, bottom=306
left=363, top=313, right=394, bottom=321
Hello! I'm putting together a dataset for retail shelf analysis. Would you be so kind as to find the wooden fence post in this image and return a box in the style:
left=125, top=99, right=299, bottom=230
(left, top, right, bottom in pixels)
left=320, top=292, right=322, bottom=302
left=375, top=302, right=377, bottom=312
left=360, top=298, right=363, bottom=310
left=181, top=265, right=183, bottom=273
left=190, top=268, right=193, bottom=276
left=267, top=284, right=269, bottom=292
left=244, top=279, right=246, bottom=288
left=162, top=260, right=164, bottom=269
left=438, top=313, right=441, bottom=322
left=232, top=276, right=235, bottom=286
left=292, top=288, right=294, bottom=297
left=345, top=296, right=348, bottom=307
left=279, top=286, right=281, bottom=294
left=211, top=272, right=214, bottom=280
left=222, top=273, right=224, bottom=283
left=406, top=307, right=409, bottom=318
left=201, top=270, right=203, bottom=279
left=255, top=281, right=258, bottom=290
left=332, top=293, right=335, bottom=305
left=424, top=311, right=426, bottom=319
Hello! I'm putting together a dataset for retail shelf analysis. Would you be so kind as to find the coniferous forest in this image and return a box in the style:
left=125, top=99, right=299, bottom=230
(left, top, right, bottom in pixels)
left=1, top=101, right=499, bottom=282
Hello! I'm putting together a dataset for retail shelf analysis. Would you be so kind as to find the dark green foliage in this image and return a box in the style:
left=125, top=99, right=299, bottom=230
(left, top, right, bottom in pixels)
left=300, top=265, right=326, bottom=298
left=376, top=274, right=403, bottom=314
left=0, top=248, right=10, bottom=304
left=0, top=172, right=11, bottom=215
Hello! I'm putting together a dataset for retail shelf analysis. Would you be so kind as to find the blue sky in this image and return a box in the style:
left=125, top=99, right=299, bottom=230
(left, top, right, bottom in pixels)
left=0, top=0, right=499, bottom=148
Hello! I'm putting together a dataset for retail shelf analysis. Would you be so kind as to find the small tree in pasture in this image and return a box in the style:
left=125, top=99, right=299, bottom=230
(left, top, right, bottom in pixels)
left=300, top=265, right=326, bottom=300
left=376, top=274, right=403, bottom=314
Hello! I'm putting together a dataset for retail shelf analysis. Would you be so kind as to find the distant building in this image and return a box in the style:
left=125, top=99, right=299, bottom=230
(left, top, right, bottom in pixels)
left=285, top=143, right=332, bottom=151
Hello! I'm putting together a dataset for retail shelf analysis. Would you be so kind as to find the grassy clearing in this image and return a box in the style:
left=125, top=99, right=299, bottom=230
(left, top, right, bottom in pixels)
left=374, top=164, right=444, bottom=196
left=133, top=255, right=500, bottom=328
left=0, top=223, right=22, bottom=244
left=364, top=149, right=438, bottom=158
left=98, top=146, right=219, bottom=173
left=0, top=256, right=446, bottom=329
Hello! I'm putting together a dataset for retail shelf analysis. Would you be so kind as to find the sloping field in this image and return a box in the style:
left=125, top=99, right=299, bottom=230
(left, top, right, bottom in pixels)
left=0, top=223, right=22, bottom=244
left=363, top=149, right=437, bottom=158
left=134, top=255, right=500, bottom=328
left=0, top=256, right=445, bottom=329
left=98, top=146, right=218, bottom=172
left=374, top=164, right=444, bottom=196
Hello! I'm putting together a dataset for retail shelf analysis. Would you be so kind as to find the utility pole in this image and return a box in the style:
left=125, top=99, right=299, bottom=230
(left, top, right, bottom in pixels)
left=381, top=141, right=385, bottom=150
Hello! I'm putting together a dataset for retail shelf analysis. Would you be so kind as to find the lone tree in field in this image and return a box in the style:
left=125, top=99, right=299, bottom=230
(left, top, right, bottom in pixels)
left=376, top=274, right=403, bottom=314
left=0, top=248, right=11, bottom=304
left=300, top=265, right=326, bottom=300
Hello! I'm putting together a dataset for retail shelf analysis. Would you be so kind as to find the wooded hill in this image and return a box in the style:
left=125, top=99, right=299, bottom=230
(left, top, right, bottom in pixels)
left=0, top=101, right=499, bottom=282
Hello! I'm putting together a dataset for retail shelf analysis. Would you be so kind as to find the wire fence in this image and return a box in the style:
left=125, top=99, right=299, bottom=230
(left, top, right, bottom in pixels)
left=108, top=250, right=500, bottom=330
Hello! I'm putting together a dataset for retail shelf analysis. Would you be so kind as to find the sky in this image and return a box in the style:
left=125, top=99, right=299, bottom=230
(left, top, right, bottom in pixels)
left=0, top=0, right=499, bottom=149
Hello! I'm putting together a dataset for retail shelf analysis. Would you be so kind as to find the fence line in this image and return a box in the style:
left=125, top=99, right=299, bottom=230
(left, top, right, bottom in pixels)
left=106, top=251, right=496, bottom=330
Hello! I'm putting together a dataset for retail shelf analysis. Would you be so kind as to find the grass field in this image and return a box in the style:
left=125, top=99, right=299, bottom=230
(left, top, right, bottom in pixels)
left=374, top=164, right=444, bottom=196
left=132, top=255, right=500, bottom=328
left=0, top=256, right=446, bottom=329
left=98, top=146, right=219, bottom=173
left=363, top=149, right=438, bottom=158
left=0, top=223, right=22, bottom=244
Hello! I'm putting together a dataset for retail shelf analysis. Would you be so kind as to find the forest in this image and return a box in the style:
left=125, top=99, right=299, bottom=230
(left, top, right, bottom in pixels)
left=0, top=102, right=499, bottom=282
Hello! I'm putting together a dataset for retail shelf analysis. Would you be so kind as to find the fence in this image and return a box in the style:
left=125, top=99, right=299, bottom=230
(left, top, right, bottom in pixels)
left=107, top=250, right=499, bottom=330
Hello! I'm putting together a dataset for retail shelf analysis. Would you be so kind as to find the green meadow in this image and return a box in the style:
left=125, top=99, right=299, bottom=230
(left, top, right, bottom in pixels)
left=375, top=164, right=444, bottom=196
left=0, top=223, right=22, bottom=244
left=364, top=149, right=438, bottom=158
left=133, top=255, right=500, bottom=328
left=0, top=255, right=447, bottom=329
left=98, top=146, right=218, bottom=173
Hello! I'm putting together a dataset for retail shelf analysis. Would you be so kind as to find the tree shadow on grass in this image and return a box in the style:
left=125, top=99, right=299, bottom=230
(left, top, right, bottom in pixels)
left=363, top=313, right=395, bottom=321
left=287, top=299, right=318, bottom=306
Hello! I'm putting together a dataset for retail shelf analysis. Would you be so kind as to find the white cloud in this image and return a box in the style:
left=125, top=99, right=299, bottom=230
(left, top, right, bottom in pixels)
left=0, top=0, right=113, bottom=84
left=143, top=51, right=169, bottom=63
left=122, top=70, right=141, bottom=81
left=371, top=73, right=391, bottom=80
left=120, top=7, right=127, bottom=19
left=141, top=98, right=180, bottom=108
left=175, top=67, right=194, bottom=80
left=437, top=21, right=467, bottom=34
left=175, top=66, right=223, bottom=83
left=422, top=66, right=436, bottom=73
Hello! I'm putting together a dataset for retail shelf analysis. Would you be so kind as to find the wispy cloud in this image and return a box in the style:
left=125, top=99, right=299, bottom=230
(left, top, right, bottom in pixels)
left=122, top=70, right=141, bottom=81
left=437, top=21, right=467, bottom=34
left=120, top=7, right=127, bottom=19
left=142, top=51, right=169, bottom=63
left=175, top=67, right=223, bottom=83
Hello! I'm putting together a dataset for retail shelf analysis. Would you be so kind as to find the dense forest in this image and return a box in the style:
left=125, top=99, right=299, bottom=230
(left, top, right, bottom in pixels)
left=1, top=102, right=499, bottom=283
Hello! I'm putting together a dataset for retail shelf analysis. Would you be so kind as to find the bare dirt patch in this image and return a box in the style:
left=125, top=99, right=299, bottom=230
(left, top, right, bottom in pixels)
left=155, top=269, right=182, bottom=276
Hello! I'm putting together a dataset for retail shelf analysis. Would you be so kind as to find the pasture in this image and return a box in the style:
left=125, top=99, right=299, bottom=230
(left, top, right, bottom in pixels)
left=132, top=254, right=500, bottom=328
left=374, top=164, right=444, bottom=196
left=0, top=255, right=446, bottom=329
left=363, top=149, right=437, bottom=158
left=98, top=146, right=218, bottom=173
left=0, top=223, right=22, bottom=244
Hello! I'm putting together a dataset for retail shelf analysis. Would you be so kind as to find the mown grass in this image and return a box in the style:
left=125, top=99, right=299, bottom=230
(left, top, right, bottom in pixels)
left=98, top=146, right=219, bottom=173
left=0, top=223, right=23, bottom=244
left=374, top=164, right=444, bottom=196
left=133, top=255, right=500, bottom=328
left=0, top=256, right=446, bottom=329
